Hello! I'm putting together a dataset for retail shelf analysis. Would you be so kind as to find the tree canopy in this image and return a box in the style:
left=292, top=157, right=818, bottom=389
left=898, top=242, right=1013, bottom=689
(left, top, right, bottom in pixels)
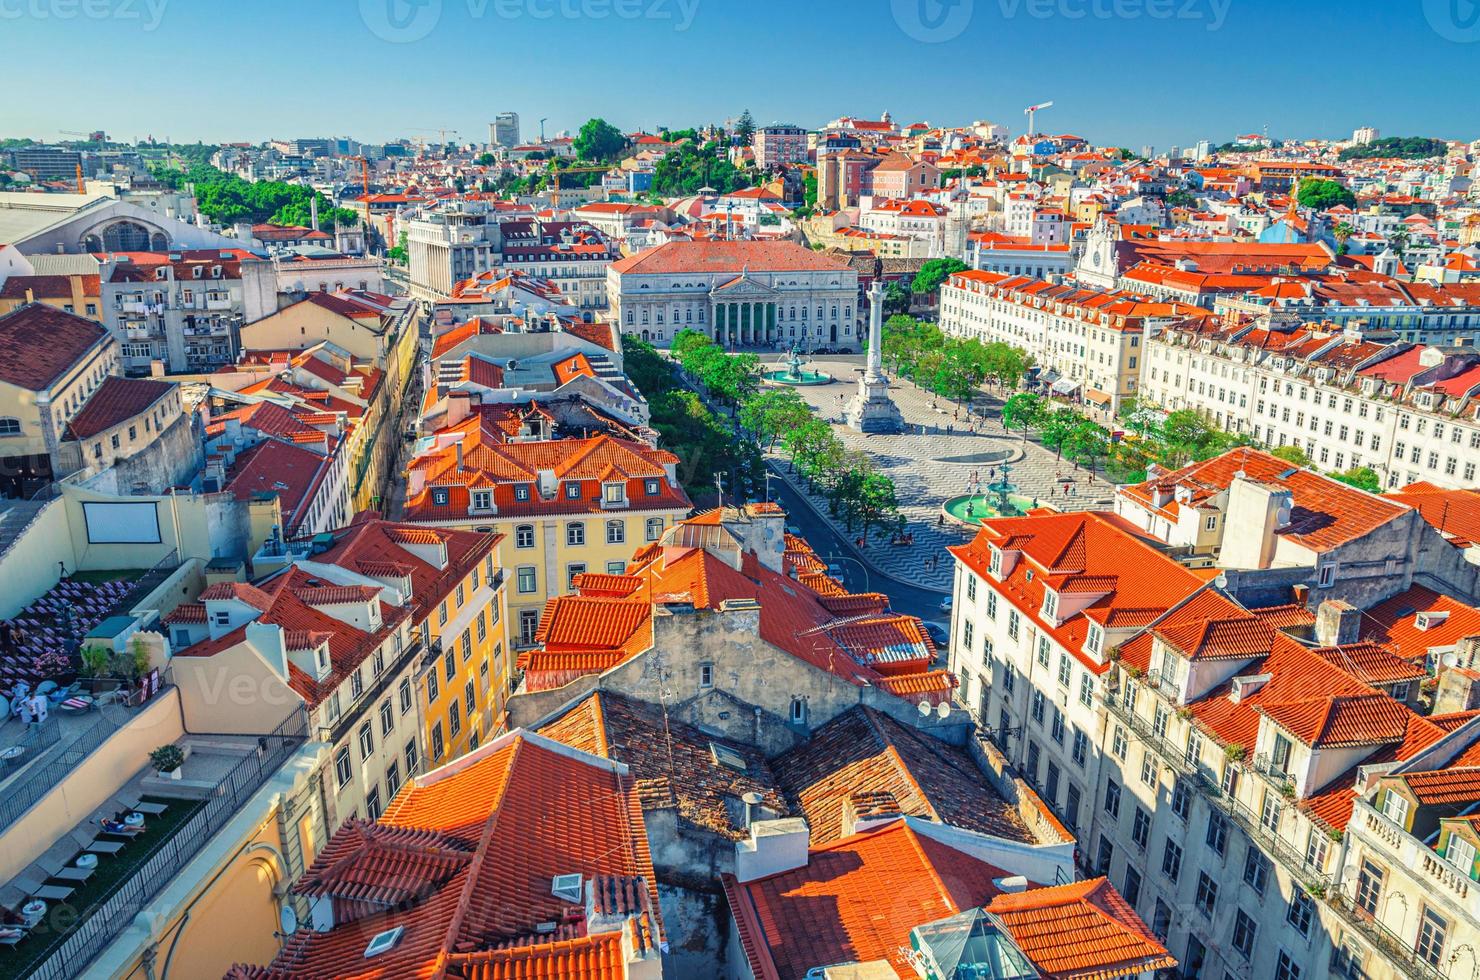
left=649, top=142, right=758, bottom=196
left=573, top=118, right=627, bottom=162
left=150, top=161, right=357, bottom=228
left=1296, top=177, right=1356, bottom=212
left=1338, top=137, right=1447, bottom=161
left=911, top=258, right=971, bottom=295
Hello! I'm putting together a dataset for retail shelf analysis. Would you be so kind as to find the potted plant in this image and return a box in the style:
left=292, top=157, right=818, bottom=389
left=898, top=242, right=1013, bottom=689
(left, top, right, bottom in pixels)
left=150, top=744, right=185, bottom=781
left=1224, top=743, right=1247, bottom=764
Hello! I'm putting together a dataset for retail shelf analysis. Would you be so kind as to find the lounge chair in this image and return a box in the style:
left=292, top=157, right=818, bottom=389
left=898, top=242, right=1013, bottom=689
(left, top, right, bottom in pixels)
left=49, top=866, right=94, bottom=884
left=0, top=924, right=29, bottom=947
left=69, top=829, right=123, bottom=857
left=31, top=884, right=73, bottom=902
left=132, top=801, right=168, bottom=817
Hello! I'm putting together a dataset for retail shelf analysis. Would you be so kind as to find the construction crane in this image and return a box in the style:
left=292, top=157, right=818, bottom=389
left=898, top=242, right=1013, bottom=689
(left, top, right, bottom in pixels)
left=410, top=128, right=459, bottom=156
left=1023, top=101, right=1054, bottom=137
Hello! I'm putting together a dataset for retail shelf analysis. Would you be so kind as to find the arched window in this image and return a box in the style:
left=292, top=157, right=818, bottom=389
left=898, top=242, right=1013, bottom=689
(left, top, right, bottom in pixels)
left=514, top=524, right=535, bottom=549
left=606, top=520, right=625, bottom=544
left=0, top=417, right=20, bottom=436
left=100, top=221, right=156, bottom=251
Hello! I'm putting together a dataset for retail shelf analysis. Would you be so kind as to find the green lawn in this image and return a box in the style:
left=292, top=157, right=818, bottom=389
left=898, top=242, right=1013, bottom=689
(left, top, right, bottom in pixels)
left=0, top=797, right=204, bottom=980
left=67, top=569, right=146, bottom=585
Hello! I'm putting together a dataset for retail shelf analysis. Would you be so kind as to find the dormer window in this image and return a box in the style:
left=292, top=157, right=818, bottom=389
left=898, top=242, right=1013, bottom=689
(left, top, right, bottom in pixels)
left=213, top=610, right=229, bottom=626
left=603, top=482, right=625, bottom=504
left=1042, top=590, right=1058, bottom=619
left=565, top=483, right=581, bottom=500
left=645, top=478, right=660, bottom=496
left=514, top=484, right=530, bottom=501
left=431, top=488, right=449, bottom=506
left=988, top=547, right=1002, bottom=577
left=472, top=490, right=491, bottom=511
left=316, top=643, right=330, bottom=675
left=1086, top=624, right=1103, bottom=655
left=1382, top=789, right=1410, bottom=826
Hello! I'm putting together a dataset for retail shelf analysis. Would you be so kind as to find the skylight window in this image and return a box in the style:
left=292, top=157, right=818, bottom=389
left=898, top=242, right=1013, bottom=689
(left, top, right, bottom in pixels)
left=710, top=742, right=748, bottom=772
left=363, top=926, right=404, bottom=958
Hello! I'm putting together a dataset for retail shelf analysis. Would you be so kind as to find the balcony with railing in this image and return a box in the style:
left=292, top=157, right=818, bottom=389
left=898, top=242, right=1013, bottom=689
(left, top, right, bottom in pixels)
left=21, top=710, right=309, bottom=980
left=1328, top=880, right=1448, bottom=980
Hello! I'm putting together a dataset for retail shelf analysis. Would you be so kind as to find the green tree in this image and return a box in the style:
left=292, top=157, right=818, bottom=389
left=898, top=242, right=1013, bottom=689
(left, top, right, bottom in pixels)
left=1064, top=421, right=1109, bottom=476
left=574, top=118, right=627, bottom=162
left=1001, top=393, right=1044, bottom=442
left=1270, top=445, right=1312, bottom=467
left=475, top=152, right=495, bottom=166
left=883, top=280, right=910, bottom=316
left=803, top=171, right=818, bottom=209
left=857, top=472, right=902, bottom=540
left=735, top=110, right=756, bottom=145
left=1296, top=177, right=1356, bottom=212
left=741, top=389, right=813, bottom=450
left=1331, top=467, right=1381, bottom=493
left=911, top=257, right=971, bottom=296
left=386, top=230, right=409, bottom=264
left=1332, top=221, right=1355, bottom=255
left=1338, top=137, right=1446, bottom=161
left=1160, top=409, right=1213, bottom=464
left=1165, top=189, right=1197, bottom=209
left=1039, top=408, right=1079, bottom=462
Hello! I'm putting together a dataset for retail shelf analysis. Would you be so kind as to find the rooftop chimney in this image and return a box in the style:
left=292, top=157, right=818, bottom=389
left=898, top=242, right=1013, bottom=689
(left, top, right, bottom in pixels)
left=1315, top=599, right=1361, bottom=647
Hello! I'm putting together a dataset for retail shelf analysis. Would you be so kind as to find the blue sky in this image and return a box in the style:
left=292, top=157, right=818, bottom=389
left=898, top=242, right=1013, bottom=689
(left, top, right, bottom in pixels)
left=2, top=0, right=1477, bottom=149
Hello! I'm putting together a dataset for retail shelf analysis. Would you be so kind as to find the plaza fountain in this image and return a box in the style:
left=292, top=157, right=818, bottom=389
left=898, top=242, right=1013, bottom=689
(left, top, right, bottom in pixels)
left=761, top=342, right=832, bottom=386
left=942, top=460, right=1035, bottom=526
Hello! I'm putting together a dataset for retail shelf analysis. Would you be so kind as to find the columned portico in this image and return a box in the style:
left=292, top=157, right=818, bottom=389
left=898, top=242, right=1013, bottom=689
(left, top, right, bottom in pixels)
left=712, top=300, right=780, bottom=347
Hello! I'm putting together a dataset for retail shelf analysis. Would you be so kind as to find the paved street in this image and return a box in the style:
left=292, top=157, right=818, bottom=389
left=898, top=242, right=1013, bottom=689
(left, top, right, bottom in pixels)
left=760, top=354, right=1118, bottom=592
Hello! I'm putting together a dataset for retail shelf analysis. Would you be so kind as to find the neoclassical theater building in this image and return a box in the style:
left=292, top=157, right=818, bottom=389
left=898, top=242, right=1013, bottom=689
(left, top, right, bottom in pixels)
left=606, top=240, right=861, bottom=350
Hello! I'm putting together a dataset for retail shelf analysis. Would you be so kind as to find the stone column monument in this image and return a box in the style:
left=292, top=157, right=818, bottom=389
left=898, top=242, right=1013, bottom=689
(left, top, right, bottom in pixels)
left=846, top=282, right=904, bottom=433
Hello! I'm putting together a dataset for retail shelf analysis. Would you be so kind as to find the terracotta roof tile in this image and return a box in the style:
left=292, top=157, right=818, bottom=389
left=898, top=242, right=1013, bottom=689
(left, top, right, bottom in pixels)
left=988, top=876, right=1176, bottom=979
left=0, top=303, right=109, bottom=390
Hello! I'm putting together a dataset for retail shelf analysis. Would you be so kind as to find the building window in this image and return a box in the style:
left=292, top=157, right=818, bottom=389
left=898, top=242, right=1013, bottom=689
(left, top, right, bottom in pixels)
left=1382, top=789, right=1410, bottom=826
left=566, top=563, right=586, bottom=589
left=519, top=609, right=540, bottom=645
left=566, top=522, right=585, bottom=546
left=1161, top=839, right=1182, bottom=882
left=398, top=677, right=413, bottom=714
left=334, top=747, right=352, bottom=787
left=1122, top=866, right=1142, bottom=907
left=516, top=566, right=537, bottom=593
left=1286, top=889, right=1314, bottom=937
left=1194, top=871, right=1218, bottom=918
left=1111, top=725, right=1128, bottom=759
left=790, top=697, right=807, bottom=724
left=1104, top=778, right=1121, bottom=818
left=1266, top=953, right=1302, bottom=980
left=385, top=760, right=401, bottom=802
left=1242, top=848, right=1269, bottom=895
left=405, top=738, right=420, bottom=776
left=1205, top=813, right=1227, bottom=856
left=379, top=698, right=394, bottom=737
left=645, top=517, right=665, bottom=541
left=606, top=519, right=625, bottom=544
left=1131, top=807, right=1150, bottom=848
left=431, top=722, right=445, bottom=760
left=515, top=524, right=535, bottom=548
left=699, top=662, right=714, bottom=688
left=1416, top=907, right=1449, bottom=967
left=1231, top=909, right=1256, bottom=960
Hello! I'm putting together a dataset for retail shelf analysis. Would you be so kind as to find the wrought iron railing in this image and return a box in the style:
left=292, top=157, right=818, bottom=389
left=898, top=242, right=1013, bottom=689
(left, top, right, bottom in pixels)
left=26, top=709, right=309, bottom=980
left=1328, top=881, right=1447, bottom=980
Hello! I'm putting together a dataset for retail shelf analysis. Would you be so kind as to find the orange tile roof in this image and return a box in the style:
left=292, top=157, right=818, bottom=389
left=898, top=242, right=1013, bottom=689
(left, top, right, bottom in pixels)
left=1396, top=767, right=1480, bottom=806
left=1258, top=694, right=1412, bottom=748
left=987, top=877, right=1176, bottom=980
left=950, top=511, right=1207, bottom=677
left=1361, top=585, right=1480, bottom=662
left=1119, top=447, right=1407, bottom=553
left=770, top=706, right=1030, bottom=846
left=725, top=821, right=1012, bottom=980
left=229, top=731, right=661, bottom=980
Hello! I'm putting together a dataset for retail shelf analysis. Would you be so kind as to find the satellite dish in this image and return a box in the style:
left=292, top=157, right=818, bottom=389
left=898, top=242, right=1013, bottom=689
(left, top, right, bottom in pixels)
left=279, top=904, right=298, bottom=937
left=1214, top=573, right=1228, bottom=590
left=937, top=700, right=952, bottom=719
left=917, top=699, right=932, bottom=716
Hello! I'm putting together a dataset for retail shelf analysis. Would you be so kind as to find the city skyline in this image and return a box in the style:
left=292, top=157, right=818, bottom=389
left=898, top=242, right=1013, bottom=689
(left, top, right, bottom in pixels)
left=0, top=0, right=1476, bottom=149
